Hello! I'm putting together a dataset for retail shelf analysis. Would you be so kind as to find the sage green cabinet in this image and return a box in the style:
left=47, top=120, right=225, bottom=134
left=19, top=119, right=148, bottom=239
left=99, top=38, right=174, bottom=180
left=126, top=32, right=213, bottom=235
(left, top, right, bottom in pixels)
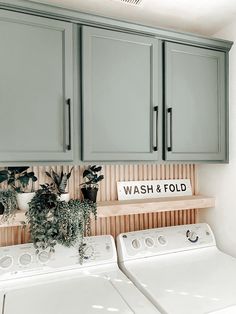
left=82, top=26, right=161, bottom=161
left=82, top=26, right=228, bottom=163
left=0, top=7, right=229, bottom=164
left=0, top=10, right=73, bottom=162
left=164, top=42, right=227, bottom=162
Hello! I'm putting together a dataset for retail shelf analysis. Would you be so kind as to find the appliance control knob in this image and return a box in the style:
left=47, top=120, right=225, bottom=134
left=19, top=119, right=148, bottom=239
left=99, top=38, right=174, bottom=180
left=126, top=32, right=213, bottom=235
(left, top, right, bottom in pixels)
left=83, top=245, right=94, bottom=260
left=158, top=235, right=167, bottom=246
left=131, top=239, right=141, bottom=249
left=19, top=253, right=32, bottom=266
left=186, top=230, right=199, bottom=243
left=145, top=237, right=154, bottom=248
left=0, top=255, right=13, bottom=269
left=38, top=251, right=50, bottom=264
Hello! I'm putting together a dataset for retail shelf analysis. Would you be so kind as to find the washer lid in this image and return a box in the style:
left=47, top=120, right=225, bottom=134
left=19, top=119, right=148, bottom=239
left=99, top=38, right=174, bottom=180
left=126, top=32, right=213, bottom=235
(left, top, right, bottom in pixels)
left=120, top=247, right=236, bottom=314
left=207, top=305, right=236, bottom=314
left=3, top=275, right=134, bottom=314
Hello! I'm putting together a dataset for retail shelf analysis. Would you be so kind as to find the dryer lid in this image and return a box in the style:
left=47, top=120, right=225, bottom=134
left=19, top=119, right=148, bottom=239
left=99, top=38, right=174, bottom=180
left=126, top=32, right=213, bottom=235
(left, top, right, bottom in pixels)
left=208, top=305, right=236, bottom=314
left=120, top=247, right=236, bottom=314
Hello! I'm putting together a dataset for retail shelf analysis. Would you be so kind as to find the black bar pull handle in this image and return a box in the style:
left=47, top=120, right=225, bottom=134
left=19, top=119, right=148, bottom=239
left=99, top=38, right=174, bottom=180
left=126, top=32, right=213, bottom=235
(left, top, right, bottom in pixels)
left=167, top=107, right=172, bottom=152
left=66, top=98, right=72, bottom=151
left=153, top=106, right=158, bottom=152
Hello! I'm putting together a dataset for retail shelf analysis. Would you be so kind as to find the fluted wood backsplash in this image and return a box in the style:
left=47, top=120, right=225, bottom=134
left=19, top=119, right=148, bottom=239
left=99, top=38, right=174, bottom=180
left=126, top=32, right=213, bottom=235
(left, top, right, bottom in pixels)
left=0, top=164, right=198, bottom=246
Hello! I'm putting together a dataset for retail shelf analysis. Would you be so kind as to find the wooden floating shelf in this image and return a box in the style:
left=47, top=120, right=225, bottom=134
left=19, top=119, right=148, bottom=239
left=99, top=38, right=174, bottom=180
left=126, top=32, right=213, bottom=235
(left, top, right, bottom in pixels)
left=97, top=195, right=215, bottom=218
left=0, top=195, right=215, bottom=227
left=0, top=210, right=26, bottom=228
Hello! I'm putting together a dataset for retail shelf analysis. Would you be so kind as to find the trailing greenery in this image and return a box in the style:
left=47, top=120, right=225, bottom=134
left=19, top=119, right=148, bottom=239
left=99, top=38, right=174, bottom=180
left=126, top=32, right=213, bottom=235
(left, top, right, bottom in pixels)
left=0, top=167, right=37, bottom=193
left=0, top=189, right=17, bottom=222
left=26, top=184, right=59, bottom=252
left=26, top=185, right=97, bottom=262
left=45, top=167, right=74, bottom=195
left=81, top=165, right=104, bottom=189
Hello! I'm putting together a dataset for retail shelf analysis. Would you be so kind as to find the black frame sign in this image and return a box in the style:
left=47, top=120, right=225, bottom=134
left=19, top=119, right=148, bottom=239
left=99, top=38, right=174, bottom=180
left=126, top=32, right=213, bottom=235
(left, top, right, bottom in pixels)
left=117, top=179, right=192, bottom=201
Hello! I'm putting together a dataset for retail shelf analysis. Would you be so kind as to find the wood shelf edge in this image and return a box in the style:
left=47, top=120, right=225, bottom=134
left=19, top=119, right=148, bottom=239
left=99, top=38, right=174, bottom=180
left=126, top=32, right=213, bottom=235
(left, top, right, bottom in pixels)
left=0, top=195, right=215, bottom=226
left=97, top=195, right=215, bottom=217
left=0, top=210, right=26, bottom=228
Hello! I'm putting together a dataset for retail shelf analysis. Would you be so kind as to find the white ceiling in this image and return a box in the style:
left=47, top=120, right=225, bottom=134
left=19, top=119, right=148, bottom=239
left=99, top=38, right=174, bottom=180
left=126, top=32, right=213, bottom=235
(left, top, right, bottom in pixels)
left=29, top=0, right=236, bottom=35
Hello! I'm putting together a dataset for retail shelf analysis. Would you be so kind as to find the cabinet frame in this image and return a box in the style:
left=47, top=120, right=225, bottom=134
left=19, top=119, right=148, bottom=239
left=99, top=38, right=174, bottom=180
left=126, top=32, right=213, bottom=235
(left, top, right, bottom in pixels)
left=163, top=42, right=227, bottom=162
left=0, top=10, right=74, bottom=163
left=82, top=26, right=163, bottom=161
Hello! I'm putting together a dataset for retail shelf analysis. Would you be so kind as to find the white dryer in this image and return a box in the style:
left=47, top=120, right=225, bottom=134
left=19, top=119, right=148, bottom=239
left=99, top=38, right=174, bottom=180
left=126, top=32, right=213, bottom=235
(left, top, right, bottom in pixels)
left=117, top=223, right=236, bottom=314
left=0, top=235, right=159, bottom=314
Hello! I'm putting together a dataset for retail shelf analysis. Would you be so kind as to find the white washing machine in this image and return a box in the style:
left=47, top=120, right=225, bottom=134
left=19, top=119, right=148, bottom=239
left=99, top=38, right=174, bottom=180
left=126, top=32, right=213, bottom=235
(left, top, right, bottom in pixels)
left=117, top=223, right=236, bottom=314
left=0, top=235, right=159, bottom=314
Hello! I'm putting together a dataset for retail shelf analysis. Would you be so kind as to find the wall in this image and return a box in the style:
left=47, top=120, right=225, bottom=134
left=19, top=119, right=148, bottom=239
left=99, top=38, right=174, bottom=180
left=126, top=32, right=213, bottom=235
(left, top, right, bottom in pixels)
left=0, top=163, right=197, bottom=246
left=198, top=21, right=236, bottom=256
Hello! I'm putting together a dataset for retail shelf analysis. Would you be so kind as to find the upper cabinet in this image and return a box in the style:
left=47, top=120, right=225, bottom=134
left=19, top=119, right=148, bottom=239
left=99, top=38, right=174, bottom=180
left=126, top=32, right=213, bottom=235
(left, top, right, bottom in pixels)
left=0, top=11, right=73, bottom=162
left=82, top=26, right=161, bottom=161
left=82, top=26, right=228, bottom=162
left=164, top=42, right=227, bottom=162
left=0, top=5, right=231, bottom=164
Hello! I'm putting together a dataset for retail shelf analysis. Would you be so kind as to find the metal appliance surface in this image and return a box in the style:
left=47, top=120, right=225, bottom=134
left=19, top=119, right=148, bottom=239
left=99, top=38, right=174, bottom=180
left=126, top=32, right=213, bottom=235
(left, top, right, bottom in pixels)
left=117, top=223, right=236, bottom=314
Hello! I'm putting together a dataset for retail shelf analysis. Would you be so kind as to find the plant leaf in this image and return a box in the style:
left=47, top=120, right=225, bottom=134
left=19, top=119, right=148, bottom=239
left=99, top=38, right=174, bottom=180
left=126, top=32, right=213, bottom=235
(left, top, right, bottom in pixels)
left=32, top=176, right=38, bottom=182
left=93, top=166, right=102, bottom=172
left=8, top=166, right=29, bottom=174
left=51, top=170, right=61, bottom=187
left=0, top=171, right=8, bottom=183
left=67, top=166, right=74, bottom=180
left=83, top=170, right=93, bottom=178
left=96, top=175, right=104, bottom=182
left=18, top=175, right=30, bottom=188
left=58, top=174, right=68, bottom=193
left=45, top=171, right=52, bottom=179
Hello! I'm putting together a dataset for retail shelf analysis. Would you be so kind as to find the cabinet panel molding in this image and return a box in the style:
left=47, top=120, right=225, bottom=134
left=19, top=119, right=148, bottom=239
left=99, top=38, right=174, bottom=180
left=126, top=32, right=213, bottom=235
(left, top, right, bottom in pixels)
left=82, top=26, right=161, bottom=161
left=0, top=10, right=74, bottom=162
left=164, top=42, right=227, bottom=162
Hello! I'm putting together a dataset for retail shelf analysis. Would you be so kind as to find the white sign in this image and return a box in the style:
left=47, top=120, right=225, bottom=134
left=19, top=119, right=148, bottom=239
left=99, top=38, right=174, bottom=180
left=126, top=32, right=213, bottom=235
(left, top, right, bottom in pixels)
left=117, top=179, right=192, bottom=201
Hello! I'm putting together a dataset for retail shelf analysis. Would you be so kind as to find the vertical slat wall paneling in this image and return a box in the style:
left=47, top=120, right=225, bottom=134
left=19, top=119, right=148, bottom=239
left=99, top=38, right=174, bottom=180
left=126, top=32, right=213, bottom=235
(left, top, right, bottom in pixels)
left=0, top=164, right=197, bottom=246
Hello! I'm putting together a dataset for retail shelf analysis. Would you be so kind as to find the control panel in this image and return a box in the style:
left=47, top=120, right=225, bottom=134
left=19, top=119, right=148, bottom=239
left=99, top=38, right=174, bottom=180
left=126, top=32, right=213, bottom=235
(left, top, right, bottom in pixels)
left=117, top=223, right=216, bottom=262
left=0, top=235, right=116, bottom=281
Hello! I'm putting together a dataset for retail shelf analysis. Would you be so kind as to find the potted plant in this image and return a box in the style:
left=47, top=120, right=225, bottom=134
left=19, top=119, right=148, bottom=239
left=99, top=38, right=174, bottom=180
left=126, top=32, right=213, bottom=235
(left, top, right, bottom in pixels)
left=45, top=167, right=74, bottom=202
left=0, top=189, right=17, bottom=223
left=26, top=183, right=59, bottom=252
left=27, top=184, right=97, bottom=263
left=57, top=199, right=97, bottom=263
left=0, top=167, right=38, bottom=211
left=81, top=165, right=104, bottom=203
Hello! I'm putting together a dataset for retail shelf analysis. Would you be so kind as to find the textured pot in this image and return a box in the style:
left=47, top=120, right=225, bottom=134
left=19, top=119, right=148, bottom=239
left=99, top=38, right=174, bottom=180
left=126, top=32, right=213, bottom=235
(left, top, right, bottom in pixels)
left=59, top=193, right=70, bottom=202
left=16, top=192, right=35, bottom=211
left=81, top=187, right=98, bottom=203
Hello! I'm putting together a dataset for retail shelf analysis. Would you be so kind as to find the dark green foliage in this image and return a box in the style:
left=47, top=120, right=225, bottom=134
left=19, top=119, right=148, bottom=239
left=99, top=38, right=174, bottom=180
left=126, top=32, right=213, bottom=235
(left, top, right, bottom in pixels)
left=57, top=199, right=97, bottom=248
left=26, top=185, right=59, bottom=252
left=81, top=165, right=104, bottom=188
left=45, top=167, right=74, bottom=194
left=0, top=167, right=37, bottom=192
left=0, top=189, right=17, bottom=222
left=0, top=170, right=9, bottom=184
left=26, top=187, right=97, bottom=262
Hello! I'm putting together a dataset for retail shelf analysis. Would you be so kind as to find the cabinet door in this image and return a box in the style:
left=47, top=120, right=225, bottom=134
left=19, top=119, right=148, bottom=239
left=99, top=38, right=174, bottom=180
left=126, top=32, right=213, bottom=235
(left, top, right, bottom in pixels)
left=82, top=26, right=161, bottom=161
left=164, top=42, right=227, bottom=162
left=0, top=10, right=73, bottom=162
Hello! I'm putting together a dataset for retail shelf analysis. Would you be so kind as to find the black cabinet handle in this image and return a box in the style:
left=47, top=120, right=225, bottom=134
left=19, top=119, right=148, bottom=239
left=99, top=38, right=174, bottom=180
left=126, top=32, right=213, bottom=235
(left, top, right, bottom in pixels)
left=167, top=108, right=172, bottom=152
left=153, top=106, right=158, bottom=152
left=66, top=98, right=72, bottom=151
